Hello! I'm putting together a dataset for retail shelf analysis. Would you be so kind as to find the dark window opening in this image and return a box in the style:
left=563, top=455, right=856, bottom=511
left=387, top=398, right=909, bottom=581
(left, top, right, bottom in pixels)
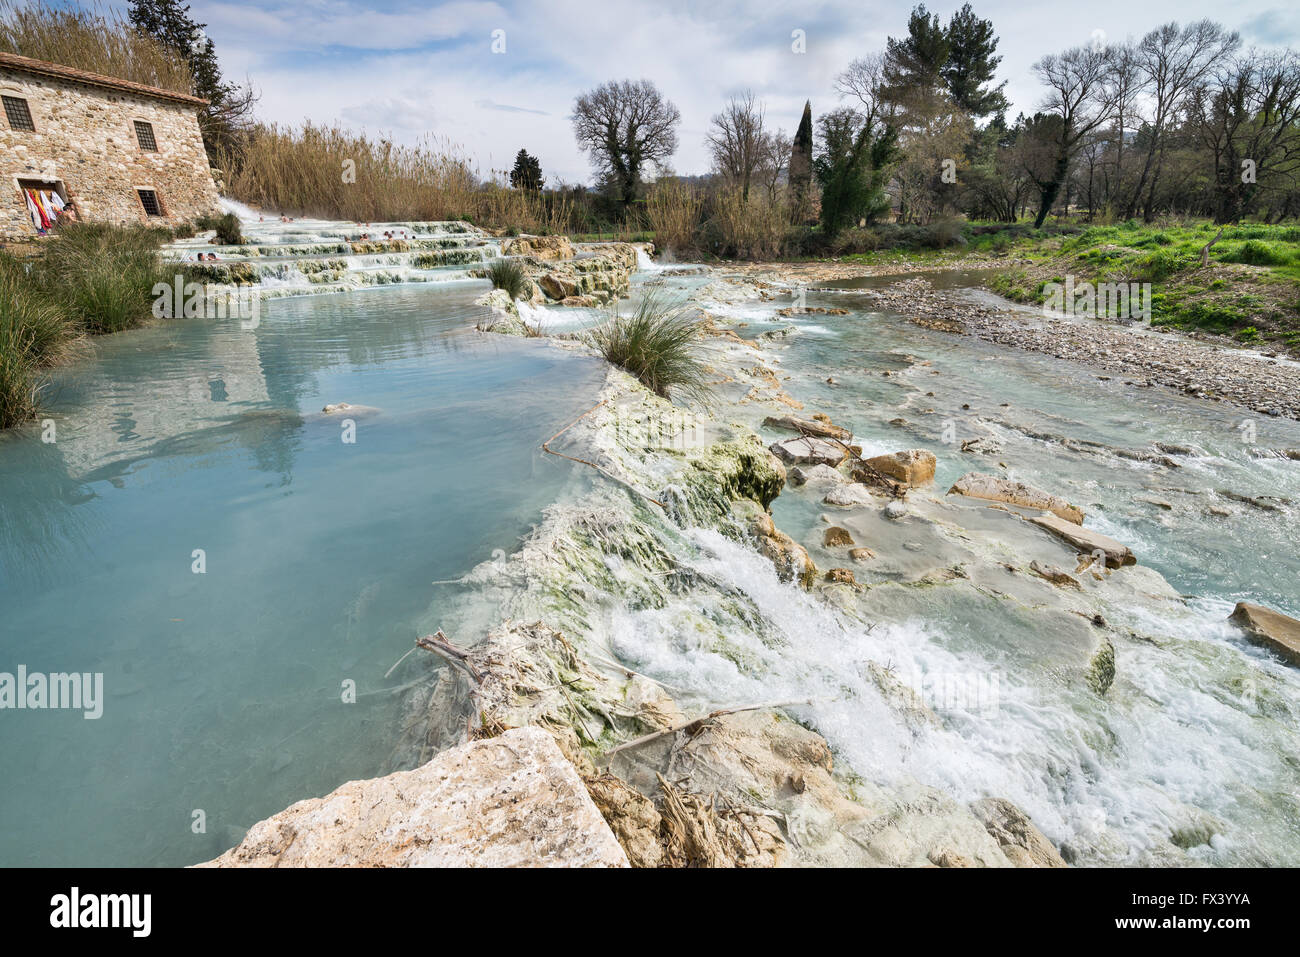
left=3, top=96, right=34, bottom=131
left=137, top=189, right=162, bottom=216
left=134, top=120, right=157, bottom=151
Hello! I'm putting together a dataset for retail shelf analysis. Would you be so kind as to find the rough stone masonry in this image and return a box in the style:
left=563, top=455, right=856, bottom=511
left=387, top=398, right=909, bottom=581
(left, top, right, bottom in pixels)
left=0, top=52, right=220, bottom=238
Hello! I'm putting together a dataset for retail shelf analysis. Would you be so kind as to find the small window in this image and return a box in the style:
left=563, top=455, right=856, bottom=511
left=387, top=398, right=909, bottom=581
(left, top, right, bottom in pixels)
left=3, top=96, right=34, bottom=132
left=137, top=189, right=163, bottom=216
left=133, top=120, right=157, bottom=151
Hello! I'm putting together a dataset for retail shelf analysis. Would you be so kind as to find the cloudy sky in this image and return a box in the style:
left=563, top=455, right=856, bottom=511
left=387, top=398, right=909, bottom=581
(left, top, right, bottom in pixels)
left=168, top=0, right=1299, bottom=185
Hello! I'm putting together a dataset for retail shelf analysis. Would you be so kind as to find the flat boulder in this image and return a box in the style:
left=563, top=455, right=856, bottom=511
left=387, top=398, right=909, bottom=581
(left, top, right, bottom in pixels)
left=948, top=472, right=1085, bottom=525
left=770, top=436, right=858, bottom=467
left=863, top=449, right=937, bottom=486
left=1029, top=513, right=1135, bottom=568
left=1229, top=602, right=1300, bottom=666
left=763, top=414, right=853, bottom=442
left=197, top=727, right=628, bottom=868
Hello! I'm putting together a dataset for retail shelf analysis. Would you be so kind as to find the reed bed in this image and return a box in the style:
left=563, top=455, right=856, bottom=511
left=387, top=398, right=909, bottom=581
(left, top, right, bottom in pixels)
left=0, top=0, right=192, bottom=93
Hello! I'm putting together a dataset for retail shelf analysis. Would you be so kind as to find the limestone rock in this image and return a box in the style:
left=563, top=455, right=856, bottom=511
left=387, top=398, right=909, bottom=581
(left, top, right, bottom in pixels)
left=789, top=463, right=846, bottom=486
left=763, top=414, right=853, bottom=442
left=770, top=435, right=859, bottom=467
left=862, top=449, right=937, bottom=486
left=825, top=567, right=857, bottom=585
left=823, top=483, right=875, bottom=507
left=823, top=526, right=855, bottom=547
left=848, top=547, right=876, bottom=562
left=538, top=272, right=579, bottom=300
left=1029, top=513, right=1135, bottom=568
left=968, top=798, right=1067, bottom=868
left=198, top=728, right=629, bottom=868
left=1229, top=602, right=1300, bottom=666
left=948, top=472, right=1085, bottom=525
left=501, top=235, right=574, bottom=261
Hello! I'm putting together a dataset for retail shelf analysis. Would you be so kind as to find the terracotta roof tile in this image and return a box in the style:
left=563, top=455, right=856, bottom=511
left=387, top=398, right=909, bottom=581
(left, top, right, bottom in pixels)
left=0, top=52, right=208, bottom=107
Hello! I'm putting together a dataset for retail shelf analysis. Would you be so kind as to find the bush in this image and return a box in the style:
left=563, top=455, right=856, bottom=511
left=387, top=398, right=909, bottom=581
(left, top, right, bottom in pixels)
left=0, top=256, right=75, bottom=428
left=485, top=257, right=529, bottom=300
left=593, top=292, right=711, bottom=404
left=1224, top=240, right=1293, bottom=267
left=34, top=222, right=171, bottom=334
left=214, top=212, right=243, bottom=245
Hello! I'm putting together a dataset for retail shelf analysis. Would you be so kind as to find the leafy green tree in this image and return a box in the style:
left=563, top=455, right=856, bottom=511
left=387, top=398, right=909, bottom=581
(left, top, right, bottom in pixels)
left=882, top=4, right=950, bottom=109
left=128, top=0, right=255, bottom=160
left=510, top=149, right=543, bottom=191
left=942, top=3, right=1007, bottom=121
left=814, top=108, right=898, bottom=236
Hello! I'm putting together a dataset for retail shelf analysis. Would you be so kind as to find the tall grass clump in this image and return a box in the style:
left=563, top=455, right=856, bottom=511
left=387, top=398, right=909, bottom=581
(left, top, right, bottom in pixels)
left=0, top=0, right=193, bottom=94
left=0, top=255, right=75, bottom=428
left=33, top=222, right=172, bottom=334
left=594, top=292, right=712, bottom=404
left=645, top=179, right=702, bottom=257
left=706, top=188, right=791, bottom=259
left=224, top=123, right=479, bottom=222
left=485, top=257, right=528, bottom=300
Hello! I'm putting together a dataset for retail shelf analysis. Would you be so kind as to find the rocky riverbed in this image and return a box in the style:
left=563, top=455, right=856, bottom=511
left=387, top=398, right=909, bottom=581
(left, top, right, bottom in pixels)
left=205, top=248, right=1300, bottom=868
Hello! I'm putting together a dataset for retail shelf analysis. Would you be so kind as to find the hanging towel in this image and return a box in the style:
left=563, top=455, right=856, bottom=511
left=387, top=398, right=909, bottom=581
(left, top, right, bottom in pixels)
left=24, top=190, right=42, bottom=230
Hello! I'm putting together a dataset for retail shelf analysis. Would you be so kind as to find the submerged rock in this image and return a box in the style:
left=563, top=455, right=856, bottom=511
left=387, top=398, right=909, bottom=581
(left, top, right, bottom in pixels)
left=823, top=483, right=875, bottom=506
left=198, top=727, right=628, bottom=868
left=948, top=472, right=1085, bottom=525
left=1229, top=602, right=1300, bottom=667
left=823, top=526, right=855, bottom=547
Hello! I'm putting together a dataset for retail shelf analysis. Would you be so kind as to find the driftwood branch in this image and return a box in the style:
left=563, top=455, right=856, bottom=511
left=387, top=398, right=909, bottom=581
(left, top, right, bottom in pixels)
left=415, top=630, right=483, bottom=684
left=541, top=398, right=668, bottom=509
left=1199, top=227, right=1224, bottom=268
left=602, top=698, right=812, bottom=759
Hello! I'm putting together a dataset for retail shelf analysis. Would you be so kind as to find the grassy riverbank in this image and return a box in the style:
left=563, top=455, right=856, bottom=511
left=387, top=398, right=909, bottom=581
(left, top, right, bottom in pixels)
left=0, top=223, right=176, bottom=428
left=970, top=222, right=1300, bottom=352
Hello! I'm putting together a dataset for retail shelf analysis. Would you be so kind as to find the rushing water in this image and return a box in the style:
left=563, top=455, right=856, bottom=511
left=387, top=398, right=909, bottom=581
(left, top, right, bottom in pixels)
left=591, top=271, right=1300, bottom=865
left=0, top=282, right=603, bottom=866
left=3, top=233, right=1298, bottom=866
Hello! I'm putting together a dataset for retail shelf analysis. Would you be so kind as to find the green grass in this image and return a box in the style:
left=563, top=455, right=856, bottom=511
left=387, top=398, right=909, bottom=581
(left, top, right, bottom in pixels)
left=485, top=257, right=529, bottom=300
left=968, top=219, right=1300, bottom=350
left=594, top=292, right=712, bottom=404
left=1, top=223, right=176, bottom=428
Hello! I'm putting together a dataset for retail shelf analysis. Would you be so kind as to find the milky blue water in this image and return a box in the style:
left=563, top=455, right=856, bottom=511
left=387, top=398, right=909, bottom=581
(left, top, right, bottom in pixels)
left=0, top=282, right=603, bottom=866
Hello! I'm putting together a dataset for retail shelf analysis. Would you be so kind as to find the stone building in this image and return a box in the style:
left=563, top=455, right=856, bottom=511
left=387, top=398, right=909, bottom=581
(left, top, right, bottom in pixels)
left=0, top=52, right=220, bottom=238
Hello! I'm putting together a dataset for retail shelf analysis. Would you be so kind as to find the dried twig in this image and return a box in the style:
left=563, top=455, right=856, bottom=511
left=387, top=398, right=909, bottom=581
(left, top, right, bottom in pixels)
left=541, top=398, right=668, bottom=509
left=602, top=698, right=812, bottom=759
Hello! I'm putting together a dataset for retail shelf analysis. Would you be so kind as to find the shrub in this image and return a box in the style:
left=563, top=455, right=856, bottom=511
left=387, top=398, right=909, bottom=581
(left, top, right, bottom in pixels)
left=485, top=257, right=529, bottom=300
left=593, top=292, right=712, bottom=404
left=34, top=222, right=171, bottom=334
left=0, top=255, right=75, bottom=428
left=1224, top=240, right=1292, bottom=267
left=213, top=212, right=243, bottom=245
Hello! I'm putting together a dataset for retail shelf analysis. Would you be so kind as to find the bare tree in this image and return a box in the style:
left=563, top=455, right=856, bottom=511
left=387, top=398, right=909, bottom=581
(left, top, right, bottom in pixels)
left=1190, top=49, right=1300, bottom=222
left=1125, top=20, right=1239, bottom=220
left=758, top=129, right=791, bottom=203
left=571, top=79, right=681, bottom=205
left=1029, top=45, right=1115, bottom=227
left=835, top=53, right=896, bottom=131
left=707, top=91, right=766, bottom=202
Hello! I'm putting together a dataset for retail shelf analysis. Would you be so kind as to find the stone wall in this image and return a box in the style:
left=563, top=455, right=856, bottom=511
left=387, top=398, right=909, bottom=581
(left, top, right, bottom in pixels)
left=0, top=60, right=220, bottom=238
